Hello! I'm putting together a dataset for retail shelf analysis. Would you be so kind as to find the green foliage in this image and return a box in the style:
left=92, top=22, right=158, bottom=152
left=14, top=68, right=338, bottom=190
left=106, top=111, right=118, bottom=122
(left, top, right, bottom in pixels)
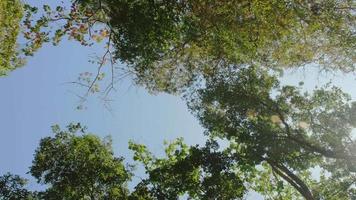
left=1, top=1, right=355, bottom=198
left=0, top=0, right=24, bottom=76
left=187, top=66, right=356, bottom=199
left=1, top=122, right=355, bottom=199
left=129, top=139, right=246, bottom=200
left=0, top=173, right=35, bottom=200
left=101, top=0, right=355, bottom=93
left=30, top=123, right=131, bottom=200
left=21, top=2, right=106, bottom=56
left=0, top=125, right=246, bottom=200
left=20, top=0, right=355, bottom=93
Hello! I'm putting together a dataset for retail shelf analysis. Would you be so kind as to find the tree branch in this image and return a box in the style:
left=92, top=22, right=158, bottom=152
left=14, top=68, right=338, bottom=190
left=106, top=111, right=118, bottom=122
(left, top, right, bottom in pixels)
left=266, top=159, right=315, bottom=200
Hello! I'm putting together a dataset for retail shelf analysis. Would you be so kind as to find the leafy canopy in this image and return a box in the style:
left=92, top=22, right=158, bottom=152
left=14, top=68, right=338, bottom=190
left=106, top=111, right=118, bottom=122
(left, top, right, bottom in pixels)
left=18, top=0, right=356, bottom=93
left=1, top=1, right=355, bottom=199
left=0, top=0, right=23, bottom=76
left=187, top=66, right=356, bottom=199
left=1, top=119, right=355, bottom=199
left=1, top=124, right=248, bottom=200
left=0, top=173, right=35, bottom=200
left=30, top=123, right=132, bottom=200
left=129, top=138, right=246, bottom=200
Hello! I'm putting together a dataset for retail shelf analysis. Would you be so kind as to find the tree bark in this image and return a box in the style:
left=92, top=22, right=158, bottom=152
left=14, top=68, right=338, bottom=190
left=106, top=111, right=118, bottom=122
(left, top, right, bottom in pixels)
left=266, top=159, right=315, bottom=200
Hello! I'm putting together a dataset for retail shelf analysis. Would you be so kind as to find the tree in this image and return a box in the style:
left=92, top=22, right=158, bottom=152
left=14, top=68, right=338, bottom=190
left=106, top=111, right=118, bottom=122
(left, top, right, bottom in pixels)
left=1, top=121, right=355, bottom=199
left=30, top=123, right=132, bottom=200
left=0, top=173, right=35, bottom=200
left=129, top=138, right=246, bottom=200
left=0, top=0, right=23, bottom=76
left=186, top=66, right=356, bottom=199
left=0, top=124, right=247, bottom=200
left=20, top=0, right=355, bottom=93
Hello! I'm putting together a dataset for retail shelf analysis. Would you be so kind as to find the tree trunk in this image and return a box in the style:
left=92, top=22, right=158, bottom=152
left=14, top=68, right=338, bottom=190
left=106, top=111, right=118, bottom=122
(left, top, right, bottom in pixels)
left=266, top=159, right=315, bottom=200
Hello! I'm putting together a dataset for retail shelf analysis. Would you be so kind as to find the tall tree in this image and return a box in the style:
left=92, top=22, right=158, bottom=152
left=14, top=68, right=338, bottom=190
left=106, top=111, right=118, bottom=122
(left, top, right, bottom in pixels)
left=0, top=173, right=35, bottom=200
left=186, top=66, right=356, bottom=199
left=0, top=125, right=248, bottom=200
left=30, top=123, right=132, bottom=200
left=1, top=122, right=355, bottom=199
left=129, top=138, right=246, bottom=200
left=21, top=0, right=355, bottom=93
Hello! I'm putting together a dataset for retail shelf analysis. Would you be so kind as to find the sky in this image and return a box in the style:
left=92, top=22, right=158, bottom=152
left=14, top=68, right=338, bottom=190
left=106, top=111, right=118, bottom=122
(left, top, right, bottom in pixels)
left=0, top=37, right=208, bottom=185
left=1, top=1, right=356, bottom=199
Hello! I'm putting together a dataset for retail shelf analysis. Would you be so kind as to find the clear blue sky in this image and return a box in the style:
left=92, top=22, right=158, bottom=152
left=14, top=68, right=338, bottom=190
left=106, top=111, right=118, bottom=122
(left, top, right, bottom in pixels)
left=1, top=1, right=355, bottom=199
left=0, top=37, right=208, bottom=186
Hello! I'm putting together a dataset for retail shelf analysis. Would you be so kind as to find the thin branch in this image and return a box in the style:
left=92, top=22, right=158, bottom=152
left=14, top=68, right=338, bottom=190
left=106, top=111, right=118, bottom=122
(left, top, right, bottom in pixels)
left=85, top=31, right=112, bottom=96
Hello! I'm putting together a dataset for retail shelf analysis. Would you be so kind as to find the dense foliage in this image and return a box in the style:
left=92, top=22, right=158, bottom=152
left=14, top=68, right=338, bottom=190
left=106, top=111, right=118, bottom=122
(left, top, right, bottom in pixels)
left=187, top=66, right=356, bottom=199
left=0, top=124, right=247, bottom=200
left=19, top=0, right=355, bottom=93
left=0, top=1, right=355, bottom=199
left=1, top=120, right=355, bottom=199
left=129, top=139, right=246, bottom=199
left=30, top=123, right=131, bottom=199
left=0, top=0, right=23, bottom=76
left=104, top=0, right=355, bottom=92
left=0, top=173, right=35, bottom=200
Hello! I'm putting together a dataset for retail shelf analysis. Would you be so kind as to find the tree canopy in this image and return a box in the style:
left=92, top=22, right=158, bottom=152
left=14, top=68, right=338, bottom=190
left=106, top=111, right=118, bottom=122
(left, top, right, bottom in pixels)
left=0, top=173, right=35, bottom=200
left=1, top=121, right=355, bottom=199
left=129, top=138, right=246, bottom=200
left=1, top=1, right=356, bottom=199
left=187, top=66, right=356, bottom=199
left=104, top=0, right=355, bottom=92
left=0, top=0, right=23, bottom=76
left=29, top=123, right=131, bottom=200
left=0, top=124, right=247, bottom=200
left=15, top=0, right=356, bottom=93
